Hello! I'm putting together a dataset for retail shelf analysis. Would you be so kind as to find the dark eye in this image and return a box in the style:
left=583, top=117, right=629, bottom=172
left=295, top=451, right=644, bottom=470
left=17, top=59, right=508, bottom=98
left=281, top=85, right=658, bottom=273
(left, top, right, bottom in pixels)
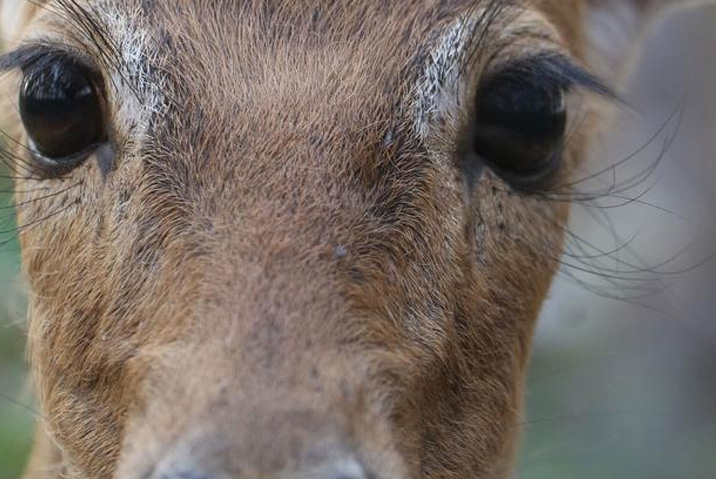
left=472, top=66, right=567, bottom=188
left=20, top=55, right=106, bottom=175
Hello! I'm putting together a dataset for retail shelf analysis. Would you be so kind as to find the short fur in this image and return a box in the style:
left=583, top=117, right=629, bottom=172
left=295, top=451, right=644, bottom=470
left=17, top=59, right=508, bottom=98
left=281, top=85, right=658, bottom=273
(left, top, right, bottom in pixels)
left=0, top=1, right=709, bottom=478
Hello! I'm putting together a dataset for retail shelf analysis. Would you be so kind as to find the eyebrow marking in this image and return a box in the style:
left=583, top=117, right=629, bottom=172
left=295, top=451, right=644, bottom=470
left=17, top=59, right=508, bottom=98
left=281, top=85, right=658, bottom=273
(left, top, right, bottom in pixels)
left=412, top=1, right=516, bottom=140
left=0, top=42, right=96, bottom=72
left=0, top=1, right=168, bottom=144
left=413, top=15, right=477, bottom=140
left=411, top=7, right=616, bottom=141
left=56, top=0, right=122, bottom=65
left=98, top=3, right=166, bottom=117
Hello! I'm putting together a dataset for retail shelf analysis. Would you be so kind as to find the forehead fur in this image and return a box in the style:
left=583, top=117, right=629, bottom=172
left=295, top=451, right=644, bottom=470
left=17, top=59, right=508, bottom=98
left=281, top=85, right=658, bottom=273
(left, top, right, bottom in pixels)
left=16, top=0, right=575, bottom=153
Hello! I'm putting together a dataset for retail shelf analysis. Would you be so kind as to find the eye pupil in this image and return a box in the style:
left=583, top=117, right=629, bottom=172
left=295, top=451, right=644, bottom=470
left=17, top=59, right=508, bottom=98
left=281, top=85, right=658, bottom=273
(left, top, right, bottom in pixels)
left=20, top=58, right=105, bottom=162
left=472, top=67, right=567, bottom=185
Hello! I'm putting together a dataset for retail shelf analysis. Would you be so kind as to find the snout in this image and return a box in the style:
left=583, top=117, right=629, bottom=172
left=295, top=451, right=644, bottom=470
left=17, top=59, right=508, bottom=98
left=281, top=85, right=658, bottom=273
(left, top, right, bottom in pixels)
left=148, top=447, right=367, bottom=479
left=114, top=375, right=408, bottom=479
left=117, top=411, right=391, bottom=479
left=109, top=246, right=414, bottom=479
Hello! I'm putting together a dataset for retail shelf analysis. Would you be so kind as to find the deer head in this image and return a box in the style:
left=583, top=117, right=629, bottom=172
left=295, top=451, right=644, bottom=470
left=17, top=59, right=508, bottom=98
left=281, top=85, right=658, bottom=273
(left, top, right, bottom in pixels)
left=0, top=1, right=708, bottom=478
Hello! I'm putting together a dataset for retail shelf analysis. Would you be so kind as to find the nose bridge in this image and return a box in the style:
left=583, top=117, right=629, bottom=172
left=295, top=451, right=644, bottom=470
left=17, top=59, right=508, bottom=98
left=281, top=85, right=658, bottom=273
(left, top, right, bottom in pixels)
left=194, top=137, right=352, bottom=334
left=193, top=105, right=361, bottom=243
left=126, top=243, right=375, bottom=478
left=139, top=84, right=375, bottom=394
left=154, top=131, right=368, bottom=412
left=184, top=114, right=365, bottom=336
left=150, top=453, right=367, bottom=479
left=123, top=42, right=398, bottom=479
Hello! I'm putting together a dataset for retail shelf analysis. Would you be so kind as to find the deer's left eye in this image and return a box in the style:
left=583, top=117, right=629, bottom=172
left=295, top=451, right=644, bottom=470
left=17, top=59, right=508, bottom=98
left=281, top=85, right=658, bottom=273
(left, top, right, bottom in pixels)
left=471, top=64, right=567, bottom=189
left=20, top=56, right=106, bottom=176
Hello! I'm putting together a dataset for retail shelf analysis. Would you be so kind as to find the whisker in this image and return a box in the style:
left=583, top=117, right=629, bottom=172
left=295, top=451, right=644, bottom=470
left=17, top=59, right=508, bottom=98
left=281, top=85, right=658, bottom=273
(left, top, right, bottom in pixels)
left=0, top=391, right=43, bottom=420
left=558, top=96, right=686, bottom=190
left=0, top=200, right=78, bottom=237
left=6, top=182, right=82, bottom=211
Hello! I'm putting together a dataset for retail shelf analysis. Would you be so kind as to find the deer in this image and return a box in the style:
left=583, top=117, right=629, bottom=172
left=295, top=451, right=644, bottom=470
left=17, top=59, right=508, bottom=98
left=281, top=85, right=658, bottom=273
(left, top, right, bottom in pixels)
left=0, top=1, right=711, bottom=478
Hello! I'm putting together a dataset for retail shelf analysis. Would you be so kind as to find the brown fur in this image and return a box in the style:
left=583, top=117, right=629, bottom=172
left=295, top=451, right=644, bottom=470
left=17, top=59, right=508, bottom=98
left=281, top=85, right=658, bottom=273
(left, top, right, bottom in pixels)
left=0, top=1, right=708, bottom=478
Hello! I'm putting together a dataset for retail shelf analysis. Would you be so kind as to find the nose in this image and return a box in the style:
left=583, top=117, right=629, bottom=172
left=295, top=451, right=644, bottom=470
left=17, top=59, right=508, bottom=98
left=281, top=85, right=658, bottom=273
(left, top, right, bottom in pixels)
left=144, top=419, right=369, bottom=479
left=149, top=455, right=368, bottom=479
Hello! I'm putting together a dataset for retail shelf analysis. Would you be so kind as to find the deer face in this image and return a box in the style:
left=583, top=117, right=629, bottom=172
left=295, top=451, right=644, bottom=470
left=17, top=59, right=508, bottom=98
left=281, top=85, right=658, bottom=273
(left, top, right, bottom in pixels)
left=0, top=1, right=701, bottom=478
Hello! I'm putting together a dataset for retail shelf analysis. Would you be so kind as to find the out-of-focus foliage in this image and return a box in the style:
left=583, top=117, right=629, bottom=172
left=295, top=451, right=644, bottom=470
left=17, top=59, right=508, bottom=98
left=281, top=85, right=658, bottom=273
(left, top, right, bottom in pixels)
left=0, top=176, right=33, bottom=479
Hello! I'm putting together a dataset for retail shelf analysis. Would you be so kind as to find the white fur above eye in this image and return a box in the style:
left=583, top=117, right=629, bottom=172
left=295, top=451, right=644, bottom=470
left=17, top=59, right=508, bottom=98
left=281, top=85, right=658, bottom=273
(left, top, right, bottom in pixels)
left=98, top=3, right=167, bottom=139
left=412, top=16, right=476, bottom=141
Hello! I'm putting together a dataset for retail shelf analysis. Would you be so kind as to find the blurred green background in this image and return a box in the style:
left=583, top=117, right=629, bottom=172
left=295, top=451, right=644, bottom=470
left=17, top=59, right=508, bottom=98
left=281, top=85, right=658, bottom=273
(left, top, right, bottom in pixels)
left=1, top=6, right=715, bottom=479
left=0, top=175, right=32, bottom=479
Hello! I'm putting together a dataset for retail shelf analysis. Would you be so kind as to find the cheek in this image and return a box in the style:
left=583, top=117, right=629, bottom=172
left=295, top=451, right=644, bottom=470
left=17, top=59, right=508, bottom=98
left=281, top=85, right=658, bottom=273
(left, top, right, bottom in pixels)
left=18, top=187, right=97, bottom=301
left=473, top=172, right=568, bottom=262
left=466, top=173, right=569, bottom=359
left=27, top=299, right=127, bottom=478
left=17, top=180, right=134, bottom=476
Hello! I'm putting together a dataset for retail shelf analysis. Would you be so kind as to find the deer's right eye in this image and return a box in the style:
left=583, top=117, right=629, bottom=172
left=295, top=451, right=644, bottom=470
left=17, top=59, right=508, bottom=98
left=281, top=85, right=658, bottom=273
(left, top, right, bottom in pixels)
left=19, top=56, right=106, bottom=176
left=471, top=65, right=567, bottom=190
left=467, top=54, right=612, bottom=191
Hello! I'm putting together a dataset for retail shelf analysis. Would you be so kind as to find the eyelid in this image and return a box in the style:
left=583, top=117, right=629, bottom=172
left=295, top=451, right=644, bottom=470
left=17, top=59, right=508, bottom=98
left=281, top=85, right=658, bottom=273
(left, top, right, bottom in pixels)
left=481, top=53, right=617, bottom=100
left=0, top=42, right=100, bottom=76
left=0, top=42, right=107, bottom=106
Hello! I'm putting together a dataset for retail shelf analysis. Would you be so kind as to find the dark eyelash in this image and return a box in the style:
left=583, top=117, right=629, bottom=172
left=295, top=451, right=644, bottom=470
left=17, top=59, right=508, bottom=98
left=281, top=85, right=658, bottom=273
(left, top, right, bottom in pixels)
left=0, top=42, right=99, bottom=75
left=0, top=43, right=61, bottom=72
left=459, top=0, right=616, bottom=100
left=491, top=53, right=618, bottom=100
left=0, top=0, right=134, bottom=99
